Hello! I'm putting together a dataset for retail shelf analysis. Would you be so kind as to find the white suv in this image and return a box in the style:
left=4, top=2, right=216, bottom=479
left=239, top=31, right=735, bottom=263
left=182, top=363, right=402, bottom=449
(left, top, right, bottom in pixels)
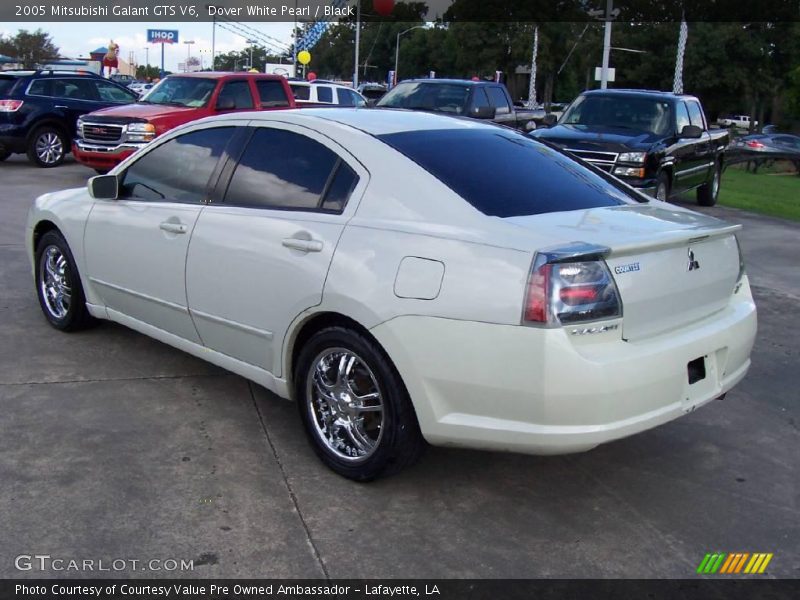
left=289, top=80, right=367, bottom=107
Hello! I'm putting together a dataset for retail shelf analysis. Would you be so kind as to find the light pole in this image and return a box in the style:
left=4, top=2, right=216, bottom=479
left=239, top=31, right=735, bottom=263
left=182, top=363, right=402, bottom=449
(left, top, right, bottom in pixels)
left=394, top=25, right=424, bottom=86
left=353, top=0, right=361, bottom=87
left=143, top=46, right=149, bottom=78
left=246, top=39, right=257, bottom=70
left=184, top=40, right=195, bottom=72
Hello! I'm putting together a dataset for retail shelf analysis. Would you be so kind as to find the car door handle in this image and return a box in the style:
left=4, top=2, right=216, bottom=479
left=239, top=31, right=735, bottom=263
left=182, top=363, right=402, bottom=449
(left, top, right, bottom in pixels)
left=282, top=238, right=323, bottom=253
left=54, top=105, right=68, bottom=109
left=159, top=222, right=188, bottom=234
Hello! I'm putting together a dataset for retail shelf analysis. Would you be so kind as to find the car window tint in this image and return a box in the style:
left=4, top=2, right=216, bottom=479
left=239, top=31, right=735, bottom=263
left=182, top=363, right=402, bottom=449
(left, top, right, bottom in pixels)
left=120, top=127, right=234, bottom=203
left=378, top=129, right=635, bottom=218
left=290, top=83, right=310, bottom=100
left=686, top=101, right=705, bottom=128
left=487, top=87, right=510, bottom=114
left=256, top=80, right=289, bottom=107
left=217, top=80, right=254, bottom=109
left=676, top=102, right=691, bottom=132
left=472, top=88, right=490, bottom=109
left=224, top=128, right=339, bottom=210
left=59, top=79, right=96, bottom=101
left=27, top=79, right=50, bottom=96
left=0, top=76, right=19, bottom=95
left=321, top=161, right=359, bottom=213
left=317, top=86, right=333, bottom=103
left=94, top=80, right=137, bottom=103
left=337, top=87, right=355, bottom=107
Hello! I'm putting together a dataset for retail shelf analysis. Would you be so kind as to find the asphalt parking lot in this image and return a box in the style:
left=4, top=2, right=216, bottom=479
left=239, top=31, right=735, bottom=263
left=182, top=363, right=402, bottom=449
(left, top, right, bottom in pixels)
left=0, top=155, right=797, bottom=579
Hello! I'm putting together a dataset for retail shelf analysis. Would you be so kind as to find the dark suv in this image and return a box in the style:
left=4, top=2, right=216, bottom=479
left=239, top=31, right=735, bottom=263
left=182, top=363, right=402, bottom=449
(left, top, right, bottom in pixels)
left=0, top=70, right=138, bottom=167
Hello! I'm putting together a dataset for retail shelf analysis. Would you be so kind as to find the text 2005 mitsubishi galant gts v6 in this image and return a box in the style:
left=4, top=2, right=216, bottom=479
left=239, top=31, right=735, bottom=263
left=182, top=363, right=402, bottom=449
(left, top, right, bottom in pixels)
left=27, top=109, right=756, bottom=481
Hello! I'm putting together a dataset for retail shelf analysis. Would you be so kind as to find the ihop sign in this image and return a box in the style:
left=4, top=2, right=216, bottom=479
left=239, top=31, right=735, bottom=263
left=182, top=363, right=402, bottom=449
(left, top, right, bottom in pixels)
left=147, top=29, right=179, bottom=44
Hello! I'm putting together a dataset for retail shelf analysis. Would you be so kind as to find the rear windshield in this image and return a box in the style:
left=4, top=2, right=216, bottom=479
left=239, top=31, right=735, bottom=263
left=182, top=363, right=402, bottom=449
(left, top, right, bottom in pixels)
left=377, top=128, right=640, bottom=218
left=376, top=82, right=471, bottom=114
left=0, top=76, right=21, bottom=96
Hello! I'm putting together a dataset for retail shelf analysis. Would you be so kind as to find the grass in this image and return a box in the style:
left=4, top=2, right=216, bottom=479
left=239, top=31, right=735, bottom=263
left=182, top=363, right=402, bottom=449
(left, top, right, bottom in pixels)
left=718, top=165, right=800, bottom=222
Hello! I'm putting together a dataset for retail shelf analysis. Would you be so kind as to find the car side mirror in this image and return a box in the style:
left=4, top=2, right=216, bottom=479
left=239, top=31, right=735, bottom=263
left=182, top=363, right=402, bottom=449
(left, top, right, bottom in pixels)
left=216, top=97, right=236, bottom=111
left=542, top=113, right=558, bottom=127
left=680, top=124, right=703, bottom=139
left=472, top=105, right=496, bottom=120
left=88, top=174, right=119, bottom=200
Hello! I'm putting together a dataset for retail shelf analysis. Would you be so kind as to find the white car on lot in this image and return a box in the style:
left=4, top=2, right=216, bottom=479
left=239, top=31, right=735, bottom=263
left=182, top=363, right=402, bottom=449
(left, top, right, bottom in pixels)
left=289, top=80, right=367, bottom=107
left=27, top=109, right=757, bottom=480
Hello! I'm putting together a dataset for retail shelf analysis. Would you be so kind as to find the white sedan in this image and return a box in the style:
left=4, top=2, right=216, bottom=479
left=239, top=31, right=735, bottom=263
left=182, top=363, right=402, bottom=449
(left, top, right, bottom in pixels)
left=27, top=109, right=757, bottom=481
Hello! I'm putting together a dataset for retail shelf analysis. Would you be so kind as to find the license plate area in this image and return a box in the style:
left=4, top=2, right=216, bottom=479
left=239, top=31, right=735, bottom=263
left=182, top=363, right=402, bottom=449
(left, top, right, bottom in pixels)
left=688, top=356, right=706, bottom=385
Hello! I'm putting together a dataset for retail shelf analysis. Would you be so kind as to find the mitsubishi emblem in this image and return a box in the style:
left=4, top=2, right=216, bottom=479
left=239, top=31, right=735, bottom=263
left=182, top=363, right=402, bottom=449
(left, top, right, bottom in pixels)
left=688, top=248, right=700, bottom=271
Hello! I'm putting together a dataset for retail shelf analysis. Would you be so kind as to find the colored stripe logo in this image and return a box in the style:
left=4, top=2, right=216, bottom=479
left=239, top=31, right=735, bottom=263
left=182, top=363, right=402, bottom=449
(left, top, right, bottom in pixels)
left=697, top=552, right=773, bottom=574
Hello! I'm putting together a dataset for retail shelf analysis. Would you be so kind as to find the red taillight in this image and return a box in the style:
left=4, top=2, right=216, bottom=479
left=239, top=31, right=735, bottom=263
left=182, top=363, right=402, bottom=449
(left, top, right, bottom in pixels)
left=523, top=257, right=622, bottom=326
left=525, top=263, right=551, bottom=322
left=0, top=99, right=23, bottom=112
left=745, top=140, right=765, bottom=149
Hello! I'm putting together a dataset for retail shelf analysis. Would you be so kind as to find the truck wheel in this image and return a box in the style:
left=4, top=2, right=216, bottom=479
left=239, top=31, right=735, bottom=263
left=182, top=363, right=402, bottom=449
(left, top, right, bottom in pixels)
left=655, top=172, right=670, bottom=201
left=697, top=162, right=721, bottom=207
left=27, top=126, right=67, bottom=168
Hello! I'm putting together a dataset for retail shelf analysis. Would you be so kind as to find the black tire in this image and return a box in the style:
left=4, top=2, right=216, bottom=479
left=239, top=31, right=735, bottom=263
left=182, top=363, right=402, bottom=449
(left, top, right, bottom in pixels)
left=295, top=326, right=426, bottom=481
left=34, top=230, right=94, bottom=331
left=27, top=125, right=67, bottom=168
left=697, top=161, right=721, bottom=207
left=655, top=171, right=671, bottom=201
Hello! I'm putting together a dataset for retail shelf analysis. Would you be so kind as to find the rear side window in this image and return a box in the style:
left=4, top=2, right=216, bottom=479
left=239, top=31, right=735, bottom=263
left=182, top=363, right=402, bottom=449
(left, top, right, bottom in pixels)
left=120, top=127, right=234, bottom=203
left=27, top=79, right=50, bottom=96
left=336, top=87, right=355, bottom=107
left=217, top=80, right=254, bottom=109
left=224, top=128, right=356, bottom=212
left=256, top=80, right=289, bottom=107
left=316, top=86, right=333, bottom=103
left=290, top=83, right=310, bottom=100
left=378, top=129, right=635, bottom=218
left=0, top=76, right=20, bottom=96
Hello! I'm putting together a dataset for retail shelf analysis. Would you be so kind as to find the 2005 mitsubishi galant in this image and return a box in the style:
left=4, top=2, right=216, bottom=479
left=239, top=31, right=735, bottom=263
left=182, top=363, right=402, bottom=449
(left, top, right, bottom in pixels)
left=27, top=109, right=757, bottom=480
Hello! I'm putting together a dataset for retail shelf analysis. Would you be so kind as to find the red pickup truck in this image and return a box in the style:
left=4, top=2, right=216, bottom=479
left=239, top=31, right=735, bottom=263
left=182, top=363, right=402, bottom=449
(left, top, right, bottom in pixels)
left=73, top=72, right=295, bottom=172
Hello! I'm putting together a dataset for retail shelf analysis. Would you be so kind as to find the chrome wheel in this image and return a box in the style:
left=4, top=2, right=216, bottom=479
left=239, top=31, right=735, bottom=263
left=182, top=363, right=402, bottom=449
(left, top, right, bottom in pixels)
left=36, top=131, right=64, bottom=165
left=306, top=348, right=384, bottom=462
left=39, top=245, right=71, bottom=319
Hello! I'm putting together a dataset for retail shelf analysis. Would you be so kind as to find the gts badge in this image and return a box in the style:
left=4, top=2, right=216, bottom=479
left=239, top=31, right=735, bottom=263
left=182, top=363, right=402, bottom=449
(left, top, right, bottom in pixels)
left=614, top=262, right=640, bottom=275
left=570, top=324, right=619, bottom=336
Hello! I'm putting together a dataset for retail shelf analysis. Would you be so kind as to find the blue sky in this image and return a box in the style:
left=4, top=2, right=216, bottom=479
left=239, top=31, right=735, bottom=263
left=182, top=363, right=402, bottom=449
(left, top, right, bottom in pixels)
left=4, top=22, right=296, bottom=70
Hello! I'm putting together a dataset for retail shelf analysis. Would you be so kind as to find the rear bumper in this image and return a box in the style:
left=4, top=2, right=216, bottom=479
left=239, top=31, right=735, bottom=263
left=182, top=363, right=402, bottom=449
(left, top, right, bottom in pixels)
left=0, top=133, right=28, bottom=154
left=72, top=139, right=146, bottom=170
left=370, top=278, right=756, bottom=455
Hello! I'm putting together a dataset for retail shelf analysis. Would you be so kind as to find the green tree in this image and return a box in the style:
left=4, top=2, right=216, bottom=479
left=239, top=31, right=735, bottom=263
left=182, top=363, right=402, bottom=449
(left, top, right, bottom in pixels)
left=0, top=29, right=59, bottom=68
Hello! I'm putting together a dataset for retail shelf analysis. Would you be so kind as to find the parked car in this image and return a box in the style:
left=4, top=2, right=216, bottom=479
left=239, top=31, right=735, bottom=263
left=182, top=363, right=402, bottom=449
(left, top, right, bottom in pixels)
left=532, top=89, right=729, bottom=206
left=127, top=82, right=154, bottom=96
left=73, top=72, right=295, bottom=172
left=289, top=79, right=367, bottom=107
left=732, top=132, right=800, bottom=156
left=0, top=69, right=138, bottom=167
left=376, top=79, right=545, bottom=131
left=357, top=83, right=387, bottom=106
left=717, top=114, right=757, bottom=130
left=27, top=109, right=756, bottom=481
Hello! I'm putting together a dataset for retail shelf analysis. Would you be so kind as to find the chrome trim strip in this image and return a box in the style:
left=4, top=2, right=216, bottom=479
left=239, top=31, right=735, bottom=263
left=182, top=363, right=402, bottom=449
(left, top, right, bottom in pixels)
left=190, top=308, right=274, bottom=339
left=89, top=277, right=188, bottom=313
left=674, top=162, right=715, bottom=179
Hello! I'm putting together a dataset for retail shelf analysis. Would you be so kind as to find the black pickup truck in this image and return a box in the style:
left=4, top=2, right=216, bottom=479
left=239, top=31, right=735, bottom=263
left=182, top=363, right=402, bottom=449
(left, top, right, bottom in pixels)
left=531, top=89, right=729, bottom=206
left=376, top=79, right=544, bottom=131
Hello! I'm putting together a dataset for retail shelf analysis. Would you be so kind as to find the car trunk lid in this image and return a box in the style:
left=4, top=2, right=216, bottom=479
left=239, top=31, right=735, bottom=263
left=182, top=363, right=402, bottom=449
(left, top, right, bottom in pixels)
left=504, top=204, right=741, bottom=340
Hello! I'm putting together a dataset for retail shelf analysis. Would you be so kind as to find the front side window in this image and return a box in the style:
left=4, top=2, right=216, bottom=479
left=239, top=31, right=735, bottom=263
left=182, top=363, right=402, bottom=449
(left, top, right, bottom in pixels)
left=224, top=128, right=356, bottom=212
left=676, top=102, right=691, bottom=133
left=139, top=77, right=217, bottom=108
left=472, top=88, right=491, bottom=109
left=120, top=127, right=234, bottom=203
left=378, top=128, right=637, bottom=218
left=94, top=80, right=137, bottom=103
left=486, top=86, right=511, bottom=114
left=686, top=101, right=706, bottom=129
left=217, top=80, right=254, bottom=109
